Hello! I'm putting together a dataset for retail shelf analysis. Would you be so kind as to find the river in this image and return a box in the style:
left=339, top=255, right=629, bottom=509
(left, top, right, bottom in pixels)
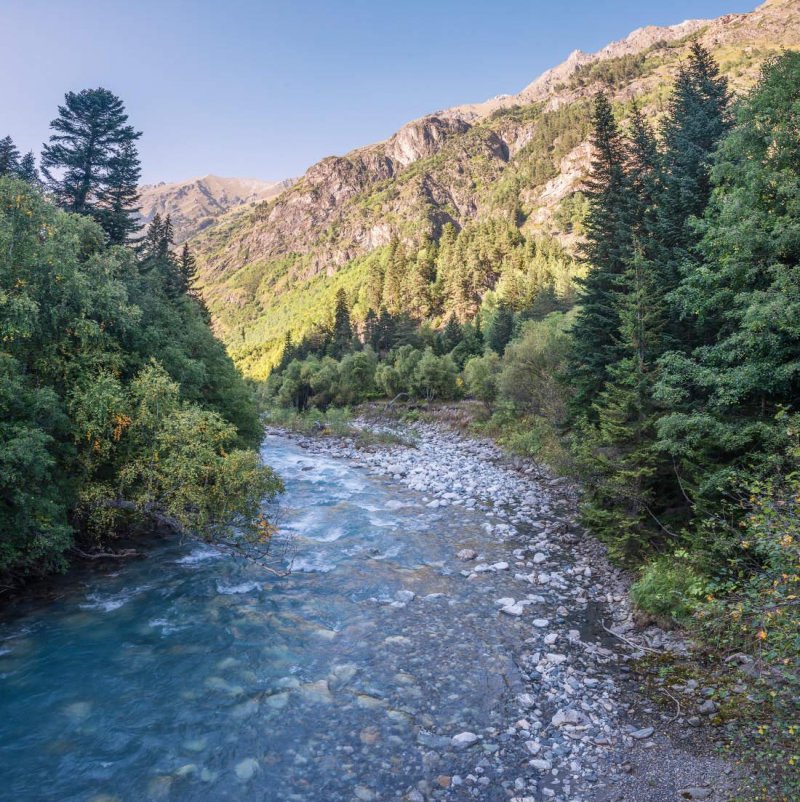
left=1, top=429, right=633, bottom=802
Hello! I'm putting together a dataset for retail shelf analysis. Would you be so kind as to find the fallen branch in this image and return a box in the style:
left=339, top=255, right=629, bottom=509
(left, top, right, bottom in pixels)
left=601, top=621, right=666, bottom=655
left=663, top=688, right=682, bottom=722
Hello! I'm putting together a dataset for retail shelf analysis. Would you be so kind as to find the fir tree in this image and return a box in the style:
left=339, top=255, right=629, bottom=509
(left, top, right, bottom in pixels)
left=486, top=304, right=515, bottom=355
left=18, top=152, right=40, bottom=185
left=658, top=43, right=730, bottom=308
left=577, top=245, right=667, bottom=559
left=41, top=88, right=141, bottom=239
left=0, top=136, right=20, bottom=175
left=329, top=288, right=353, bottom=358
left=382, top=237, right=406, bottom=314
left=179, top=243, right=198, bottom=292
left=95, top=141, right=142, bottom=245
left=567, top=93, right=632, bottom=418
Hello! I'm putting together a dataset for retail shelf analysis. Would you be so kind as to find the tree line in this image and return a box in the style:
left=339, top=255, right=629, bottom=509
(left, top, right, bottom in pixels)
left=267, top=48, right=799, bottom=672
left=1, top=89, right=280, bottom=586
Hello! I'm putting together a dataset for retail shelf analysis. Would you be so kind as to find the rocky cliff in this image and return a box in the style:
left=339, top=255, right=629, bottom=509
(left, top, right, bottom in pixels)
left=190, top=0, right=800, bottom=376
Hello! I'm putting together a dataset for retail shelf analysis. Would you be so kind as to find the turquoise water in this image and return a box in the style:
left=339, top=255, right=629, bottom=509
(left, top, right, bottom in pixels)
left=0, top=435, right=540, bottom=802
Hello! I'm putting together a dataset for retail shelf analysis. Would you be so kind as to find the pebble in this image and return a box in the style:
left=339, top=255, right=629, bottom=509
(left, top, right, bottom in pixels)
left=451, top=732, right=479, bottom=750
left=630, top=727, right=654, bottom=740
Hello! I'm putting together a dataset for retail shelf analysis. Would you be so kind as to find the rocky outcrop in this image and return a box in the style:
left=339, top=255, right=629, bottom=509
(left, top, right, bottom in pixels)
left=191, top=0, right=800, bottom=361
left=138, top=175, right=293, bottom=243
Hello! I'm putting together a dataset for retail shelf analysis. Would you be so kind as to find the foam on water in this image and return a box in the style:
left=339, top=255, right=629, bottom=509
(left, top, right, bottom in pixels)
left=215, top=581, right=263, bottom=595
left=175, top=545, right=222, bottom=564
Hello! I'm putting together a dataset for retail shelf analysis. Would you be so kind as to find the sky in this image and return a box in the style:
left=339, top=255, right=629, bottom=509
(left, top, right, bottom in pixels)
left=1, top=0, right=756, bottom=185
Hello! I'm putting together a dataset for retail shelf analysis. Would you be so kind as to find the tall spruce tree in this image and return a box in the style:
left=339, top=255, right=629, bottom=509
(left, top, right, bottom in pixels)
left=657, top=42, right=730, bottom=324
left=657, top=52, right=800, bottom=503
left=329, top=288, right=353, bottom=358
left=567, top=93, right=632, bottom=418
left=18, top=152, right=40, bottom=185
left=41, top=88, right=141, bottom=240
left=95, top=141, right=142, bottom=245
left=179, top=243, right=198, bottom=292
left=0, top=136, right=20, bottom=175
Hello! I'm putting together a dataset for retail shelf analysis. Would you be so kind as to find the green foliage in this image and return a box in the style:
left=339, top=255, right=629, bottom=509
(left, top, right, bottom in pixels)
left=463, top=352, right=501, bottom=408
left=0, top=175, right=274, bottom=582
left=41, top=88, right=143, bottom=243
left=630, top=554, right=705, bottom=622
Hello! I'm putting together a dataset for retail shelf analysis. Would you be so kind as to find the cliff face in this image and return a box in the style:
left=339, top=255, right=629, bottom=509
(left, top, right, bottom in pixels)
left=190, top=0, right=800, bottom=373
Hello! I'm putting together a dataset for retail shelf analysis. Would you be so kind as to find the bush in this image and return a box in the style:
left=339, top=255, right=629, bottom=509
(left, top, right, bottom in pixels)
left=497, top=311, right=573, bottom=417
left=412, top=349, right=459, bottom=401
left=630, top=554, right=705, bottom=623
left=463, top=352, right=501, bottom=408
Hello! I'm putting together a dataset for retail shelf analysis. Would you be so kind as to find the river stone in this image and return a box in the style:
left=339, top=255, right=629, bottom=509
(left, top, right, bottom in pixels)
left=501, top=604, right=524, bottom=616
left=234, top=758, right=259, bottom=781
left=680, top=788, right=713, bottom=800
left=395, top=590, right=416, bottom=603
left=698, top=699, right=717, bottom=715
left=533, top=552, right=547, bottom=564
left=630, top=726, right=654, bottom=740
left=533, top=619, right=549, bottom=628
left=457, top=549, right=477, bottom=561
left=451, top=731, right=479, bottom=749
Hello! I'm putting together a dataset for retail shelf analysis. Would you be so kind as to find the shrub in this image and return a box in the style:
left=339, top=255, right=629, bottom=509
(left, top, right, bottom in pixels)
left=463, top=352, right=501, bottom=408
left=630, top=554, right=706, bottom=623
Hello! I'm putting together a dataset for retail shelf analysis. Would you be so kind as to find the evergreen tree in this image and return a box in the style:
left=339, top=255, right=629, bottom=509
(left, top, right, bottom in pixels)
left=436, top=314, right=463, bottom=355
left=382, top=237, right=406, bottom=314
left=95, top=141, right=142, bottom=245
left=329, top=288, right=353, bottom=358
left=657, top=42, right=730, bottom=320
left=657, top=52, right=800, bottom=503
left=577, top=246, right=668, bottom=559
left=41, top=88, right=141, bottom=238
left=179, top=243, right=198, bottom=292
left=142, top=212, right=165, bottom=259
left=18, top=152, right=40, bottom=185
left=0, top=135, right=20, bottom=175
left=567, top=93, right=632, bottom=417
left=486, top=304, right=515, bottom=355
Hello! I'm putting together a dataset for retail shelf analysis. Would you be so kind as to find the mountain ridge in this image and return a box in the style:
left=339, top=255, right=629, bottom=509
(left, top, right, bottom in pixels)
left=190, top=0, right=800, bottom=378
left=138, top=174, right=294, bottom=243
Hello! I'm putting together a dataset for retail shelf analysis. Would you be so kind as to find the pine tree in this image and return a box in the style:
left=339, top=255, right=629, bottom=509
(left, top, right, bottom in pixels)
left=567, top=93, right=632, bottom=418
left=41, top=88, right=141, bottom=238
left=0, top=136, right=20, bottom=175
left=18, top=152, right=40, bottom=185
left=179, top=243, right=198, bottom=292
left=95, top=141, right=141, bottom=245
left=382, top=237, right=406, bottom=314
left=657, top=52, right=800, bottom=503
left=142, top=213, right=165, bottom=260
left=486, top=304, right=515, bottom=355
left=329, top=288, right=353, bottom=358
left=578, top=245, right=666, bottom=559
left=658, top=43, right=730, bottom=311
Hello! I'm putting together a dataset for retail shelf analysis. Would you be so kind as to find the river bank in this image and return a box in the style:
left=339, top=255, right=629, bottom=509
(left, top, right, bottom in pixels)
left=279, top=417, right=749, bottom=802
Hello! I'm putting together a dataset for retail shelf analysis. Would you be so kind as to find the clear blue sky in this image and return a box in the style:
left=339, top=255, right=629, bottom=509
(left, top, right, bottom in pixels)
left=1, top=0, right=756, bottom=184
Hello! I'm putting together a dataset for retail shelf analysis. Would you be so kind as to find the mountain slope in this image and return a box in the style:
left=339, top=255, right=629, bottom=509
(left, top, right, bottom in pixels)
left=193, top=0, right=800, bottom=378
left=138, top=175, right=293, bottom=243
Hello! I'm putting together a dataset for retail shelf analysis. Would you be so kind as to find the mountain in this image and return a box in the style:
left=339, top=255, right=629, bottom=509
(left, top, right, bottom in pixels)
left=138, top=175, right=293, bottom=243
left=192, top=0, right=800, bottom=379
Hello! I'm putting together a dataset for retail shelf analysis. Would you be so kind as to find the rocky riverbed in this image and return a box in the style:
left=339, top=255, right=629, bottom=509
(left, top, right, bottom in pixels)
left=1, top=421, right=747, bottom=802
left=282, top=419, right=745, bottom=802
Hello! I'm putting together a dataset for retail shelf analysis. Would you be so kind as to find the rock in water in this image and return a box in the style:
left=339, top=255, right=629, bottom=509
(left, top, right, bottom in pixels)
left=451, top=731, right=479, bottom=749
